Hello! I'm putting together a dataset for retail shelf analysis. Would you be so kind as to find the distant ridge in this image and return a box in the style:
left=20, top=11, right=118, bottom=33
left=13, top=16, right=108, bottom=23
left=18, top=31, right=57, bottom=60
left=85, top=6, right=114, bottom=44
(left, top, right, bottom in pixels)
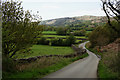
left=40, top=15, right=107, bottom=26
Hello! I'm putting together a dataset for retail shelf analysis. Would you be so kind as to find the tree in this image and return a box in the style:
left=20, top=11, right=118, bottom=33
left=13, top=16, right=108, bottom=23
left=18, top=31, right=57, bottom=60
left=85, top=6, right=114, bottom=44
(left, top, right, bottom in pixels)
left=37, top=37, right=49, bottom=45
left=2, top=0, right=42, bottom=58
left=56, top=27, right=67, bottom=35
left=101, top=0, right=120, bottom=32
left=89, top=27, right=111, bottom=47
left=101, top=0, right=120, bottom=22
left=74, top=30, right=86, bottom=36
left=65, top=34, right=76, bottom=46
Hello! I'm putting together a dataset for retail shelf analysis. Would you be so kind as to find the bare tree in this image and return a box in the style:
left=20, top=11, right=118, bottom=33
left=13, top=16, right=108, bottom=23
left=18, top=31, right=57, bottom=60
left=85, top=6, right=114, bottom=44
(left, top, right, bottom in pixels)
left=101, top=0, right=120, bottom=24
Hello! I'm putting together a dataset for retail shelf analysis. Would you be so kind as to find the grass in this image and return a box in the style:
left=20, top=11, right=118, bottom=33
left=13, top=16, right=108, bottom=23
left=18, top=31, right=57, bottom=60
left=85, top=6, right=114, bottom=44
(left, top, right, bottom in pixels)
left=13, top=45, right=74, bottom=59
left=98, top=60, right=118, bottom=79
left=31, top=45, right=74, bottom=55
left=76, top=40, right=82, bottom=43
left=3, top=41, right=89, bottom=79
left=86, top=31, right=92, bottom=34
left=43, top=35, right=86, bottom=39
left=42, top=31, right=56, bottom=35
left=3, top=53, right=88, bottom=79
left=42, top=31, right=91, bottom=35
left=85, top=42, right=118, bottom=79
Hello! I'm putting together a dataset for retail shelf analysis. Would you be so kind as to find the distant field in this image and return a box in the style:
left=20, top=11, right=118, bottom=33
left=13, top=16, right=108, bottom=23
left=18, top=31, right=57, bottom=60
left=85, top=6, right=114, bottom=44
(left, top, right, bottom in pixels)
left=42, top=31, right=56, bottom=35
left=86, top=31, right=92, bottom=33
left=43, top=31, right=91, bottom=34
left=43, top=35, right=86, bottom=39
left=14, top=45, right=74, bottom=59
left=76, top=40, right=82, bottom=43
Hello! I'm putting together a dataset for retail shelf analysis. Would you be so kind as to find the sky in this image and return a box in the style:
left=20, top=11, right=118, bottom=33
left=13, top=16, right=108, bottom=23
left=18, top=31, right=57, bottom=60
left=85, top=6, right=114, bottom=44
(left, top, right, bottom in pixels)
left=21, top=0, right=106, bottom=20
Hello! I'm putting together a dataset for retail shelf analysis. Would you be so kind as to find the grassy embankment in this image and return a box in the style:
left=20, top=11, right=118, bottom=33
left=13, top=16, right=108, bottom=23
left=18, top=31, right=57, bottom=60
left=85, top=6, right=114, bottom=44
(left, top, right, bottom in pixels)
left=4, top=44, right=88, bottom=78
left=85, top=42, right=118, bottom=79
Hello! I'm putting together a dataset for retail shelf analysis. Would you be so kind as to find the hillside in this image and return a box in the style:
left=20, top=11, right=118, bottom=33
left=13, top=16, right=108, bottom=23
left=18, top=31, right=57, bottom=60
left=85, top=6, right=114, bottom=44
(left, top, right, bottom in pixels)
left=40, top=15, right=107, bottom=27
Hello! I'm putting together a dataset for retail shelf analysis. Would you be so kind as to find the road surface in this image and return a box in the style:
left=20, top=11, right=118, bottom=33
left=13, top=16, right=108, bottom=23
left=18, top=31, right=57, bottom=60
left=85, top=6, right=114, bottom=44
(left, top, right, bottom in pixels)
left=44, top=41, right=100, bottom=78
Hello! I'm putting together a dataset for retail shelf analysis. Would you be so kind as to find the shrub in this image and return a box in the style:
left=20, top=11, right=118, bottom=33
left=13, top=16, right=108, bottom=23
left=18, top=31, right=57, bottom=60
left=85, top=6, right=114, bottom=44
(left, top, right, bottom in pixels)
left=117, top=51, right=120, bottom=78
left=51, top=38, right=59, bottom=46
left=56, top=27, right=67, bottom=35
left=85, top=32, right=91, bottom=37
left=89, top=27, right=111, bottom=47
left=89, top=21, right=120, bottom=48
left=37, top=37, right=49, bottom=45
left=50, top=34, right=76, bottom=46
left=74, top=30, right=86, bottom=36
left=51, top=38, right=64, bottom=46
left=65, top=34, right=76, bottom=46
left=2, top=55, right=17, bottom=78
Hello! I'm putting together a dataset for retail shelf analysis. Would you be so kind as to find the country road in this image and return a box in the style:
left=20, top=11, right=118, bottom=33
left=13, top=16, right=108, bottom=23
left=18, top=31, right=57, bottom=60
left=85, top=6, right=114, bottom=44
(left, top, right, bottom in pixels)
left=44, top=41, right=100, bottom=78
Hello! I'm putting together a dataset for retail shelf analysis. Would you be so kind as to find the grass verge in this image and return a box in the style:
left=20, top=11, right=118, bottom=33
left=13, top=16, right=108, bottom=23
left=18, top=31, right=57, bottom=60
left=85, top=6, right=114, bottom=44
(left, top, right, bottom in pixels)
left=98, top=60, right=118, bottom=79
left=85, top=42, right=118, bottom=79
left=85, top=42, right=102, bottom=56
left=3, top=53, right=88, bottom=79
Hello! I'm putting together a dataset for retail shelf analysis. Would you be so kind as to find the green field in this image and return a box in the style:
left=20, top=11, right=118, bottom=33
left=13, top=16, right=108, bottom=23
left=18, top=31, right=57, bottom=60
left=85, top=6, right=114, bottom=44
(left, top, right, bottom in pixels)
left=42, top=31, right=56, bottom=35
left=86, top=31, right=92, bottom=33
left=43, top=35, right=86, bottom=39
left=42, top=31, right=91, bottom=35
left=31, top=45, right=74, bottom=55
left=14, top=45, right=74, bottom=59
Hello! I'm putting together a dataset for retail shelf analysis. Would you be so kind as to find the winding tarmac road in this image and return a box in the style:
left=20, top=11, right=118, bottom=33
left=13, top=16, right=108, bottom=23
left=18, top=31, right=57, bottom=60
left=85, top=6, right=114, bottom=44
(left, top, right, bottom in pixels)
left=44, top=41, right=100, bottom=78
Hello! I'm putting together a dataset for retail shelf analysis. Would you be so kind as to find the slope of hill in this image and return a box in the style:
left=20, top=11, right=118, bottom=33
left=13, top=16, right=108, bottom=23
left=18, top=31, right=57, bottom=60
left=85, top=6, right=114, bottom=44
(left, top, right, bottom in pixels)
left=40, top=15, right=107, bottom=27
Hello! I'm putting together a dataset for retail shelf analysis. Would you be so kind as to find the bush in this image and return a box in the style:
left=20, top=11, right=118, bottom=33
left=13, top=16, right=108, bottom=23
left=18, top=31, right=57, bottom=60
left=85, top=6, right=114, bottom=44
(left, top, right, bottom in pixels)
left=89, top=27, right=111, bottom=47
left=74, top=30, right=86, bottom=36
left=56, top=27, right=67, bottom=35
left=2, top=55, right=17, bottom=78
left=51, top=35, right=76, bottom=46
left=117, top=52, right=120, bottom=78
left=89, top=21, right=120, bottom=48
left=37, top=37, right=49, bottom=45
left=85, top=32, right=91, bottom=37
left=51, top=38, right=64, bottom=46
left=65, top=34, right=76, bottom=46
left=51, top=38, right=59, bottom=46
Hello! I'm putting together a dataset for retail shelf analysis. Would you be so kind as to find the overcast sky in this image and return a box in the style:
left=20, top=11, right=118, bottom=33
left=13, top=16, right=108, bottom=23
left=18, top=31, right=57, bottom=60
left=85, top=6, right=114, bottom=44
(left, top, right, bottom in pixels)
left=21, top=0, right=106, bottom=20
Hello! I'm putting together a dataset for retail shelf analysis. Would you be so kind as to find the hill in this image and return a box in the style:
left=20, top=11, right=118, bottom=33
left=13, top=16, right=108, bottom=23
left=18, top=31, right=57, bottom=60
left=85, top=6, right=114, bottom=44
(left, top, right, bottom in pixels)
left=40, top=15, right=107, bottom=27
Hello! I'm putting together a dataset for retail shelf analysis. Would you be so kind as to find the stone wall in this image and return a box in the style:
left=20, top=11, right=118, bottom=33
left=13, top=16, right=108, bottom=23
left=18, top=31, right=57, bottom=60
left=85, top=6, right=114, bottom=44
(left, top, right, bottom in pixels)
left=14, top=44, right=86, bottom=63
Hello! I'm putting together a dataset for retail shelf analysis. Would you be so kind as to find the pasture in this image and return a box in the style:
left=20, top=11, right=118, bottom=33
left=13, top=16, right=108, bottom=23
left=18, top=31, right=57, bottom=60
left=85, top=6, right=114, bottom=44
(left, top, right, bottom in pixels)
left=42, top=31, right=57, bottom=35
left=13, top=45, right=74, bottom=59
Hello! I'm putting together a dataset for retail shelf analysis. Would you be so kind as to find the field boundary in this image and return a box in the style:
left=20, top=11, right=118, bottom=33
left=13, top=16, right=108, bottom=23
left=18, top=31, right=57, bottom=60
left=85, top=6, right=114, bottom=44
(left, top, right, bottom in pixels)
left=14, top=44, right=86, bottom=63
